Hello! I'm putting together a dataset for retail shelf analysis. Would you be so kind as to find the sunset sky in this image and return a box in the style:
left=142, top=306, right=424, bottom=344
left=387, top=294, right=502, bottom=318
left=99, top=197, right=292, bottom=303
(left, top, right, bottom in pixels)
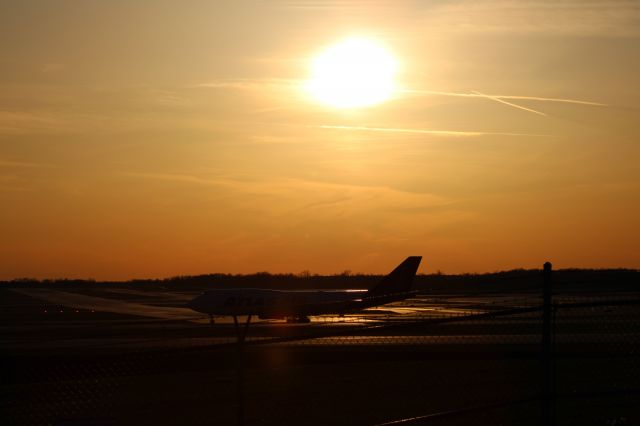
left=1, top=1, right=639, bottom=280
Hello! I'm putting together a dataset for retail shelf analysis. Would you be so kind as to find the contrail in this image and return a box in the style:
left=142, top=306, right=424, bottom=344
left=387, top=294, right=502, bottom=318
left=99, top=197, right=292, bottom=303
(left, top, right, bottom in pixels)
left=401, top=89, right=607, bottom=107
left=491, top=94, right=606, bottom=107
left=193, top=80, right=608, bottom=108
left=471, top=90, right=548, bottom=116
left=318, top=125, right=550, bottom=137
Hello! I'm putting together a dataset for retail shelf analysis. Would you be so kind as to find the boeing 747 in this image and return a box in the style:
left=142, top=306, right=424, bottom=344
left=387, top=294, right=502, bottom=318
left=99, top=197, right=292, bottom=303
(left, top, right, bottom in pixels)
left=187, top=256, right=422, bottom=328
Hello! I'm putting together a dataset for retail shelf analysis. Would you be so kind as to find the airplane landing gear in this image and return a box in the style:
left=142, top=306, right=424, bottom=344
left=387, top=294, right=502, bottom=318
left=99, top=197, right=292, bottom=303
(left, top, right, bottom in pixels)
left=233, top=315, right=252, bottom=344
left=232, top=315, right=252, bottom=426
left=286, top=316, right=311, bottom=323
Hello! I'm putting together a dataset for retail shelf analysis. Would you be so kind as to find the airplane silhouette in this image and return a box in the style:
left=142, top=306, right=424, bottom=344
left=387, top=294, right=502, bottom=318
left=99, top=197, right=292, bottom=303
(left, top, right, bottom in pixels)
left=187, top=256, right=422, bottom=336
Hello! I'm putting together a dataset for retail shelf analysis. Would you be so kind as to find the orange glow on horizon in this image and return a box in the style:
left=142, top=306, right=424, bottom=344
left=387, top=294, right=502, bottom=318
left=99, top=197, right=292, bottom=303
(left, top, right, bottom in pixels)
left=1, top=2, right=639, bottom=280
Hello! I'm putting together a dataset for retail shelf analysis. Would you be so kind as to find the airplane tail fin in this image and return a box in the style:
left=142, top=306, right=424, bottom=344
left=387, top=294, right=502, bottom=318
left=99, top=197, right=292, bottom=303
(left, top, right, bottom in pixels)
left=368, top=256, right=422, bottom=296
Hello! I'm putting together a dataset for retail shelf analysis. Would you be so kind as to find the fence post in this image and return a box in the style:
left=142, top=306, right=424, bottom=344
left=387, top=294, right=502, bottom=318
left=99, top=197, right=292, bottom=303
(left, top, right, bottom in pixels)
left=542, top=262, right=555, bottom=426
left=233, top=316, right=247, bottom=426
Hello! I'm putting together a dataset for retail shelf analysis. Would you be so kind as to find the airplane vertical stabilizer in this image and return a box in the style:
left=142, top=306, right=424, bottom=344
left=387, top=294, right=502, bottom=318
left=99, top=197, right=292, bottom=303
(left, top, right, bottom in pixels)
left=368, top=256, right=422, bottom=296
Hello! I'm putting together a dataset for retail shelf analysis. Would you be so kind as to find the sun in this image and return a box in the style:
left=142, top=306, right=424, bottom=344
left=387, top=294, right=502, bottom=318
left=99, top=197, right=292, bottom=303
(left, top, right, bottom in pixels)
left=305, top=37, right=398, bottom=109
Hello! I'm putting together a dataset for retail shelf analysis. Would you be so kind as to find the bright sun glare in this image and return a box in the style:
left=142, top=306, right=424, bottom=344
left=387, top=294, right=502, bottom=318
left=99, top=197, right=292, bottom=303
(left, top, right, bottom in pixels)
left=306, top=37, right=398, bottom=109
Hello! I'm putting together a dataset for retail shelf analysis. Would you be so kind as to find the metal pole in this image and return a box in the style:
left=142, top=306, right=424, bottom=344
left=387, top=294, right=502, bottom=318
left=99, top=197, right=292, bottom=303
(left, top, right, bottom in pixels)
left=542, top=262, right=554, bottom=426
left=234, top=316, right=245, bottom=426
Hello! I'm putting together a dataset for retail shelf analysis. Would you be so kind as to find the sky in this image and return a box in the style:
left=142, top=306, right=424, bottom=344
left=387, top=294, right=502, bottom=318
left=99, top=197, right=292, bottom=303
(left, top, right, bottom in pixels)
left=1, top=0, right=640, bottom=279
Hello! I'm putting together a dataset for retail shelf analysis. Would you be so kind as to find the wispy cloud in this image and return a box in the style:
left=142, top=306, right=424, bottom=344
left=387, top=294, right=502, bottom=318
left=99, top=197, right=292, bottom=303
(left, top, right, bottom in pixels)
left=0, top=111, right=72, bottom=135
left=120, top=171, right=231, bottom=188
left=0, top=160, right=55, bottom=192
left=191, top=78, right=300, bottom=91
left=0, top=110, right=124, bottom=136
left=0, top=175, right=30, bottom=192
left=120, top=170, right=456, bottom=220
left=0, top=159, right=56, bottom=168
left=41, top=63, right=66, bottom=74
left=318, top=125, right=551, bottom=138
left=275, top=0, right=396, bottom=11
left=119, top=169, right=473, bottom=274
left=424, top=1, right=640, bottom=38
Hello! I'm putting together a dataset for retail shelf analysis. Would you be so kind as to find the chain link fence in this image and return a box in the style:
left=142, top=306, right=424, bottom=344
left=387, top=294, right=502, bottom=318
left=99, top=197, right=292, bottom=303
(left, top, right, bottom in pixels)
left=2, top=271, right=640, bottom=425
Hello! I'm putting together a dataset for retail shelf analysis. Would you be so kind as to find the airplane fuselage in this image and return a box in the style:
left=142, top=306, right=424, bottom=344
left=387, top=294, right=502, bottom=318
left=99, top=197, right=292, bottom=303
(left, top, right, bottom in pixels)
left=187, top=256, right=422, bottom=321
left=188, top=288, right=414, bottom=319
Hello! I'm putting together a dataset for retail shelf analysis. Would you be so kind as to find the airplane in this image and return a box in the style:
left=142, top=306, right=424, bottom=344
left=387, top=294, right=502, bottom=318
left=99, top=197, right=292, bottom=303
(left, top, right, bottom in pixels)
left=187, top=256, right=422, bottom=339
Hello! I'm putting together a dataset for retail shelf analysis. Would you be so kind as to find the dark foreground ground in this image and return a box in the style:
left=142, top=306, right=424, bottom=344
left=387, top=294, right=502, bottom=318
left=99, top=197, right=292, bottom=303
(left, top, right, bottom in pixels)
left=5, top=345, right=640, bottom=426
left=2, top=276, right=640, bottom=425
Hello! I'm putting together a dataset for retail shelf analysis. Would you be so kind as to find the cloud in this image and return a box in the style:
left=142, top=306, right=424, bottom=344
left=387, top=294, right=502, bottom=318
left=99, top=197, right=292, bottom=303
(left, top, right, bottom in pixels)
left=0, top=110, right=120, bottom=136
left=120, top=170, right=457, bottom=223
left=41, top=63, right=66, bottom=74
left=0, top=107, right=213, bottom=136
left=191, top=78, right=300, bottom=91
left=0, top=159, right=56, bottom=168
left=424, top=1, right=640, bottom=38
left=0, top=111, right=72, bottom=135
left=317, top=124, right=551, bottom=138
left=0, top=174, right=30, bottom=192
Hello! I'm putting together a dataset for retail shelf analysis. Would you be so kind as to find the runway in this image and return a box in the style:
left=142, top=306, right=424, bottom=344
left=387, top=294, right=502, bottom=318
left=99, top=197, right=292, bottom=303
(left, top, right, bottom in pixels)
left=10, top=287, right=201, bottom=321
left=3, top=286, right=637, bottom=356
left=3, top=285, right=639, bottom=426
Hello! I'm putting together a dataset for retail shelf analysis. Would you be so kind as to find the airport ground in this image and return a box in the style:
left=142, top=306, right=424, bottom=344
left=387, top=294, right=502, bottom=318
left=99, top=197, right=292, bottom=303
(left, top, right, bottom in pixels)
left=2, top=280, right=639, bottom=425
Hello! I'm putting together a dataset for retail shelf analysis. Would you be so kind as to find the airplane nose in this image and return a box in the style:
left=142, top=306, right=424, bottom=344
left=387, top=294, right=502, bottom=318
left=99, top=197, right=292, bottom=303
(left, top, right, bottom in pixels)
left=187, top=294, right=204, bottom=312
